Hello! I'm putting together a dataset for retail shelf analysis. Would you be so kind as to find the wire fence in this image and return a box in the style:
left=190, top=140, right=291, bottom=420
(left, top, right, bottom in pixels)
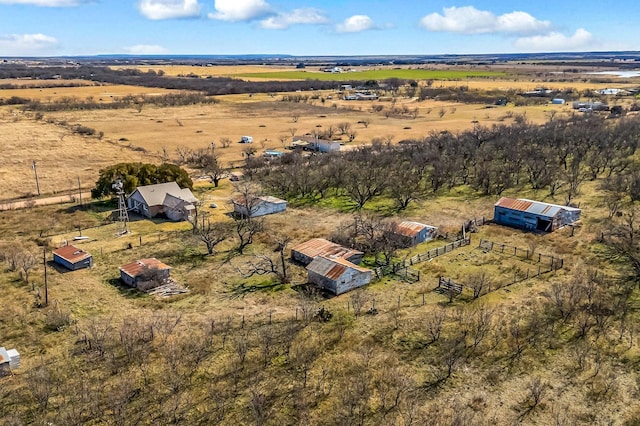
left=478, top=239, right=564, bottom=270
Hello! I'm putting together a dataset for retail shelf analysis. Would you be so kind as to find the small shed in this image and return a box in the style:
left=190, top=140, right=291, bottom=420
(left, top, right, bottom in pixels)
left=389, top=221, right=438, bottom=247
left=0, top=347, right=19, bottom=376
left=233, top=195, right=287, bottom=218
left=119, top=258, right=171, bottom=290
left=307, top=256, right=372, bottom=295
left=290, top=238, right=364, bottom=266
left=551, top=98, right=565, bottom=105
left=53, top=245, right=93, bottom=270
left=494, top=197, right=581, bottom=232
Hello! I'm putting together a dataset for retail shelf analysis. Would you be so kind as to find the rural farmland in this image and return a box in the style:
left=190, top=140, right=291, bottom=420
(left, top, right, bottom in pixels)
left=2, top=56, right=640, bottom=425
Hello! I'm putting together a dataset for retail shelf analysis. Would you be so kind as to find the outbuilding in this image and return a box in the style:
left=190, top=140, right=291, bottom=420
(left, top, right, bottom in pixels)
left=306, top=255, right=372, bottom=295
left=0, top=346, right=19, bottom=377
left=119, top=258, right=171, bottom=290
left=389, top=221, right=438, bottom=247
left=291, top=238, right=364, bottom=266
left=494, top=197, right=581, bottom=232
left=233, top=195, right=287, bottom=218
left=53, top=245, right=93, bottom=270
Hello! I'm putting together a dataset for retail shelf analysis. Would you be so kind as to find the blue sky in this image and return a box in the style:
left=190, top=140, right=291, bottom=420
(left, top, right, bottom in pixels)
left=0, top=0, right=637, bottom=56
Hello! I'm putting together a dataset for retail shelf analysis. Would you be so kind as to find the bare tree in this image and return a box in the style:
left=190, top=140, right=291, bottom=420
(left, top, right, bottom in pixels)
left=18, top=249, right=38, bottom=284
left=237, top=235, right=291, bottom=284
left=467, top=270, right=492, bottom=299
left=220, top=137, right=232, bottom=148
left=337, top=122, right=352, bottom=135
left=201, top=153, right=229, bottom=187
left=191, top=213, right=228, bottom=255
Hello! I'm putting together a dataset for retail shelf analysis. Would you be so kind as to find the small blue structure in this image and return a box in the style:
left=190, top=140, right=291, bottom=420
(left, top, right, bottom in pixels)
left=53, top=245, right=93, bottom=270
left=551, top=98, right=565, bottom=105
left=494, top=197, right=581, bottom=232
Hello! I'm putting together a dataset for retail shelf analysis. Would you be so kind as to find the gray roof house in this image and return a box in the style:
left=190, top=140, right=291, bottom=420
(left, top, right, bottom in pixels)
left=494, top=197, right=581, bottom=232
left=127, top=182, right=197, bottom=221
left=306, top=256, right=372, bottom=295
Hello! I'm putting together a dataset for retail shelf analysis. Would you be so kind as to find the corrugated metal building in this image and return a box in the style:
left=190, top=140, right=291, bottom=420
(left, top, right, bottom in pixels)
left=119, top=258, right=171, bottom=290
left=291, top=238, right=364, bottom=266
left=390, top=221, right=438, bottom=247
left=494, top=197, right=581, bottom=232
left=233, top=195, right=287, bottom=218
left=0, top=347, right=19, bottom=376
left=306, top=256, right=372, bottom=295
left=53, top=245, right=93, bottom=270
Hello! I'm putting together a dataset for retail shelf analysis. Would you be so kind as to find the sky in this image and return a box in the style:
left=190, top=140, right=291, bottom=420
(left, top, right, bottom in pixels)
left=0, top=0, right=638, bottom=57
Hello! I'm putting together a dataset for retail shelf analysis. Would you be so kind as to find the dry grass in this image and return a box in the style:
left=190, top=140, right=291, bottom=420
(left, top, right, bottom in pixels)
left=0, top=84, right=177, bottom=102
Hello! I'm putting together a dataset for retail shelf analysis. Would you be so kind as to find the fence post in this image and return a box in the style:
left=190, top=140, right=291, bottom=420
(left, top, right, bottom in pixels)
left=241, top=315, right=245, bottom=329
left=397, top=296, right=401, bottom=309
left=538, top=265, right=541, bottom=276
left=538, top=253, right=541, bottom=263
left=514, top=271, right=517, bottom=284
left=526, top=269, right=529, bottom=279
left=502, top=244, right=505, bottom=253
left=295, top=307, right=298, bottom=320
left=525, top=249, right=529, bottom=259
left=514, top=247, right=517, bottom=256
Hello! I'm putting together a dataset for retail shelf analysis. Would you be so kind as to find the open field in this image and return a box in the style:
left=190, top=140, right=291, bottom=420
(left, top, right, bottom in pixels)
left=235, top=69, right=508, bottom=81
left=0, top=84, right=177, bottom=102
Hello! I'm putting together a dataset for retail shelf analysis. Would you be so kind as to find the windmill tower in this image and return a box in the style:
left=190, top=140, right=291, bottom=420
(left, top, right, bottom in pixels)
left=113, top=178, right=129, bottom=235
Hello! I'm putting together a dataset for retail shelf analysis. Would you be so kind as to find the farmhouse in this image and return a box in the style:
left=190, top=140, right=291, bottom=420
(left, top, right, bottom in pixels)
left=52, top=244, right=93, bottom=270
left=306, top=255, right=372, bottom=295
left=127, top=182, right=198, bottom=221
left=119, top=258, right=171, bottom=290
left=291, top=238, right=364, bottom=266
left=233, top=195, right=287, bottom=218
left=494, top=197, right=581, bottom=232
left=389, top=221, right=438, bottom=247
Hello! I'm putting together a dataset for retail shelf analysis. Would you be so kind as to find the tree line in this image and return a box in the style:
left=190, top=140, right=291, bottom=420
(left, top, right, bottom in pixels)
left=245, top=113, right=640, bottom=210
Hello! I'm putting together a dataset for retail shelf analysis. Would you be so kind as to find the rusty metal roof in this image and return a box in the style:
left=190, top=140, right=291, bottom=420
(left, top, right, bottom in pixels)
left=291, top=238, right=363, bottom=261
left=495, top=197, right=566, bottom=218
left=53, top=245, right=92, bottom=263
left=393, top=221, right=436, bottom=238
left=306, top=256, right=370, bottom=280
left=119, top=258, right=170, bottom=278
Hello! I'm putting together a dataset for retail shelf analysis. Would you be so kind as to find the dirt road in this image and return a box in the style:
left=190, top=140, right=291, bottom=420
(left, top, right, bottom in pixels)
left=0, top=192, right=92, bottom=211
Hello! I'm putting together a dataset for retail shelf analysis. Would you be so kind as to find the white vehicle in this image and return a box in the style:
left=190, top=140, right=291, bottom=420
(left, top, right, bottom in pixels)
left=240, top=136, right=253, bottom=144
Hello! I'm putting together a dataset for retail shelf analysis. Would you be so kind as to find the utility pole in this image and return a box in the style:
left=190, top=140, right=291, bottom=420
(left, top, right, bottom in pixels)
left=77, top=176, right=82, bottom=209
left=32, top=160, right=40, bottom=196
left=43, top=245, right=48, bottom=306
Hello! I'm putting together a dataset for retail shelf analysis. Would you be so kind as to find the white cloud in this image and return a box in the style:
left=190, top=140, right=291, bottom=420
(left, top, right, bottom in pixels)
left=138, top=0, right=201, bottom=20
left=123, top=44, right=169, bottom=54
left=336, top=15, right=376, bottom=33
left=259, top=8, right=328, bottom=30
left=0, top=33, right=58, bottom=55
left=514, top=28, right=594, bottom=52
left=420, top=6, right=550, bottom=35
left=208, top=0, right=270, bottom=22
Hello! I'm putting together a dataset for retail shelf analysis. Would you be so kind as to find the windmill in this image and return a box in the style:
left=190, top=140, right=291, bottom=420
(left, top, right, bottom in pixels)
left=113, top=178, right=129, bottom=235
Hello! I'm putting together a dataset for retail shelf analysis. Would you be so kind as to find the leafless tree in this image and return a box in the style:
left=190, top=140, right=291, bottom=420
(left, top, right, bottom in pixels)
left=201, top=153, right=229, bottom=187
left=220, top=137, right=232, bottom=148
left=192, top=213, right=227, bottom=255
left=467, top=270, right=492, bottom=299
left=350, top=289, right=370, bottom=318
left=291, top=113, right=300, bottom=123
left=337, top=122, right=352, bottom=135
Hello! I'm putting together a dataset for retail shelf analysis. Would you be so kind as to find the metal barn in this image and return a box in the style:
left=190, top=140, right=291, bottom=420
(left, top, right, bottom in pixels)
left=290, top=238, right=364, bottom=266
left=494, top=197, right=581, bottom=232
left=306, top=256, right=372, bottom=295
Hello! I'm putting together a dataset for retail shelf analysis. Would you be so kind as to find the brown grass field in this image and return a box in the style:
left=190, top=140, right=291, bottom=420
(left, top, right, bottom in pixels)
left=3, top=65, right=640, bottom=424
